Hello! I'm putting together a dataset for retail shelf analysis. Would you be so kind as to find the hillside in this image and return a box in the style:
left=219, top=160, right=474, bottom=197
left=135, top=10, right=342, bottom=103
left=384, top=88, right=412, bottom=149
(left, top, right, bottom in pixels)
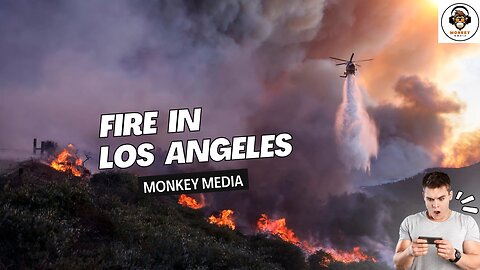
left=0, top=160, right=390, bottom=269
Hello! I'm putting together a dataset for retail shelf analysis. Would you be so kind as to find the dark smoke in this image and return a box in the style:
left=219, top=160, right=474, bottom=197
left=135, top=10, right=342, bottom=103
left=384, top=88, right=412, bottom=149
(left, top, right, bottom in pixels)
left=365, top=75, right=463, bottom=182
left=307, top=0, right=409, bottom=59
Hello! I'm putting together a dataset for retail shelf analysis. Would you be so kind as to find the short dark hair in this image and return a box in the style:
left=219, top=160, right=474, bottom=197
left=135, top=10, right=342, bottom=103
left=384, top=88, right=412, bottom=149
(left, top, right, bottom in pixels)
left=422, top=171, right=451, bottom=191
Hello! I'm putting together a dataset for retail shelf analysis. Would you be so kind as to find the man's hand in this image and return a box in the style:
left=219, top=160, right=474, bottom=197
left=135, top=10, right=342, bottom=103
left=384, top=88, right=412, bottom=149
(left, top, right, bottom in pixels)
left=435, top=239, right=456, bottom=261
left=409, top=238, right=429, bottom=257
left=394, top=239, right=428, bottom=269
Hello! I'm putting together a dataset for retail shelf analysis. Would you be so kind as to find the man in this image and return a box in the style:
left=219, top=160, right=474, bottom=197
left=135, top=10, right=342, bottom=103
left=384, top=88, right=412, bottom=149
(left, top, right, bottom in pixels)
left=393, top=171, right=480, bottom=269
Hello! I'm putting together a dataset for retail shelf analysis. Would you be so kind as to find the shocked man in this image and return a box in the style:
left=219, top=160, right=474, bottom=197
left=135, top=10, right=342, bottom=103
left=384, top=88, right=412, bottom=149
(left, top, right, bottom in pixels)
left=393, top=171, right=480, bottom=269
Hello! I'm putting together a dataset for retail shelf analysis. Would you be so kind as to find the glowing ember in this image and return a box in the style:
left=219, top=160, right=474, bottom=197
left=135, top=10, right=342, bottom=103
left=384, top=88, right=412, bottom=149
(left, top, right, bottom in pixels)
left=208, top=210, right=236, bottom=230
left=178, top=194, right=205, bottom=209
left=50, top=144, right=84, bottom=177
left=257, top=213, right=376, bottom=264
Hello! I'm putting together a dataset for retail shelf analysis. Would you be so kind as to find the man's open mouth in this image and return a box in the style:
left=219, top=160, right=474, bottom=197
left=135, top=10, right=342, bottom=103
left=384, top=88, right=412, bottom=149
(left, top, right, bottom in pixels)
left=434, top=211, right=441, bottom=215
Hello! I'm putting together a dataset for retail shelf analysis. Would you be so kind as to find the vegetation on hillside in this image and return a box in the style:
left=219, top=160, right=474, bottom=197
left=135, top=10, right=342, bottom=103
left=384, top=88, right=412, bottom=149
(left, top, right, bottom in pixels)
left=0, top=161, right=390, bottom=269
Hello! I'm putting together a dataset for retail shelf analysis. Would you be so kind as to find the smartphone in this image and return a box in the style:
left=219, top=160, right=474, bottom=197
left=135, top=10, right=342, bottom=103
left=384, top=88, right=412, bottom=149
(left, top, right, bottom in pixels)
left=418, top=236, right=442, bottom=244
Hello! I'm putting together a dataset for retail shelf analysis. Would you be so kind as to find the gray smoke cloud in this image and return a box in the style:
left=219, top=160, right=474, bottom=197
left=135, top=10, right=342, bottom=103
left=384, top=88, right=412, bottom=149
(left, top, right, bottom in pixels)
left=0, top=0, right=326, bottom=158
left=364, top=75, right=464, bottom=183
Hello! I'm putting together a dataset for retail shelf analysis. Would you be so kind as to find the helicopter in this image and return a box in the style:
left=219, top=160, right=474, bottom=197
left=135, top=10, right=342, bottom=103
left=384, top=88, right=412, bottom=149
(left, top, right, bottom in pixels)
left=329, top=53, right=373, bottom=78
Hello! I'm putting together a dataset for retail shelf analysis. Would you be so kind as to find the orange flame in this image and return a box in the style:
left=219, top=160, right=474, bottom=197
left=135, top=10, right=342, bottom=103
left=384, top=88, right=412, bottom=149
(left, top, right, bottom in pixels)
left=257, top=213, right=301, bottom=245
left=257, top=214, right=376, bottom=264
left=256, top=213, right=316, bottom=253
left=323, top=246, right=377, bottom=264
left=442, top=130, right=480, bottom=168
left=178, top=194, right=205, bottom=209
left=50, top=144, right=84, bottom=177
left=208, top=209, right=236, bottom=230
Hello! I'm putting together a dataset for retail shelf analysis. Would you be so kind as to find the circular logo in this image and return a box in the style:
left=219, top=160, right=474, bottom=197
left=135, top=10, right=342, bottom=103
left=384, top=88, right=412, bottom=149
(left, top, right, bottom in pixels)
left=441, top=3, right=479, bottom=42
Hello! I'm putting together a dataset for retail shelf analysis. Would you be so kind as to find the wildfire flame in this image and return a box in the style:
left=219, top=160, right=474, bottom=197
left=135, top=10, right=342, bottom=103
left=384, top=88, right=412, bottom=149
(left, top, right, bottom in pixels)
left=257, top=213, right=301, bottom=245
left=257, top=213, right=315, bottom=253
left=442, top=130, right=480, bottom=168
left=208, top=209, right=236, bottom=230
left=257, top=213, right=376, bottom=264
left=178, top=194, right=205, bottom=209
left=50, top=144, right=84, bottom=177
left=323, top=246, right=377, bottom=264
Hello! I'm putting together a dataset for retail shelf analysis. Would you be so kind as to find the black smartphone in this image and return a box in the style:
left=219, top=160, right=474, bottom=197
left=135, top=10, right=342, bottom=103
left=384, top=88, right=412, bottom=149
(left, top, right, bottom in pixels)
left=418, top=236, right=442, bottom=244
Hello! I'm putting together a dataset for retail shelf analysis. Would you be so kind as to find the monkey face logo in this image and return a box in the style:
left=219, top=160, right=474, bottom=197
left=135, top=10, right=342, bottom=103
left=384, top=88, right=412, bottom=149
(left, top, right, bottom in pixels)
left=449, top=6, right=471, bottom=30
left=440, top=2, right=479, bottom=42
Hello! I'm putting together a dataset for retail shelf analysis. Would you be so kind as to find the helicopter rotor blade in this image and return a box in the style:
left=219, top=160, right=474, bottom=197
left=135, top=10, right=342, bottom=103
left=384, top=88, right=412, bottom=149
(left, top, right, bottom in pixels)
left=355, top=59, right=373, bottom=63
left=349, top=53, right=354, bottom=62
left=336, top=63, right=347, bottom=66
left=329, top=57, right=348, bottom=62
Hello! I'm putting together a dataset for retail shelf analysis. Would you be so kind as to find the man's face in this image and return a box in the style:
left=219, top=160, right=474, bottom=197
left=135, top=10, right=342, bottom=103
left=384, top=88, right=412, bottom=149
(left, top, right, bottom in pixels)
left=423, top=186, right=453, bottom=221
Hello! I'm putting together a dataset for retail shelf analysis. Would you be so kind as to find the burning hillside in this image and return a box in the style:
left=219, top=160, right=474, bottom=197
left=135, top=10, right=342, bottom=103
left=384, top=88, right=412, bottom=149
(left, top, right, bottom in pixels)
left=0, top=161, right=393, bottom=269
left=256, top=213, right=377, bottom=265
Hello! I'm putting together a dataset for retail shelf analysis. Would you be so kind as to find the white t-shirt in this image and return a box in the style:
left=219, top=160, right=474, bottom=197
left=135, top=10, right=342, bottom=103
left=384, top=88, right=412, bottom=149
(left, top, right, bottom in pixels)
left=399, top=210, right=480, bottom=270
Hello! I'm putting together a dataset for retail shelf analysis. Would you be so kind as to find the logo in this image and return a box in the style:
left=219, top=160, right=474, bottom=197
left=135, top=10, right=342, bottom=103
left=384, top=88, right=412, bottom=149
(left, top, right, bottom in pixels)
left=439, top=2, right=480, bottom=43
left=449, top=5, right=472, bottom=30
